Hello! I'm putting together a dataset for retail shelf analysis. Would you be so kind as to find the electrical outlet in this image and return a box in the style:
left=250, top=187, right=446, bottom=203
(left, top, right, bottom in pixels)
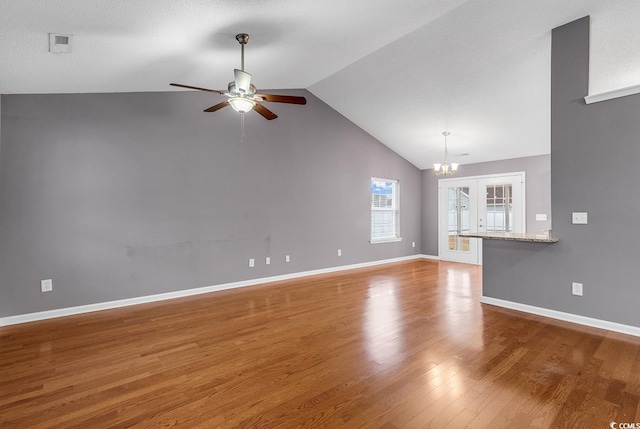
left=248, top=258, right=255, bottom=268
left=572, top=282, right=583, bottom=296
left=536, top=213, right=547, bottom=221
left=41, top=279, right=53, bottom=293
left=285, top=255, right=290, bottom=263
left=412, top=241, right=416, bottom=248
left=337, top=249, right=342, bottom=256
left=572, top=212, right=588, bottom=224
left=266, top=257, right=271, bottom=265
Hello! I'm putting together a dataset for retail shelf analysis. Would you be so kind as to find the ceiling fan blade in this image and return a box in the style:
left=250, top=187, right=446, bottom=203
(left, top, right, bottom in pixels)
left=254, top=102, right=278, bottom=120
left=204, top=100, right=230, bottom=113
left=255, top=94, right=307, bottom=105
left=234, top=69, right=252, bottom=94
left=170, top=83, right=225, bottom=95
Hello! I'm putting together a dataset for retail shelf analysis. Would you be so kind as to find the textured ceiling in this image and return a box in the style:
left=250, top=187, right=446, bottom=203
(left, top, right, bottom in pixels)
left=1, top=0, right=639, bottom=168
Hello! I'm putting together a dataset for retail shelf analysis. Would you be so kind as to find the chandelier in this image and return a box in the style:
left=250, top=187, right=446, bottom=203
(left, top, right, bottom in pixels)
left=433, top=131, right=459, bottom=175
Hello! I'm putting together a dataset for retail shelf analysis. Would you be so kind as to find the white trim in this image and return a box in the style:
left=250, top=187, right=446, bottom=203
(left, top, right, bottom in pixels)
left=480, top=296, right=640, bottom=338
left=419, top=254, right=440, bottom=260
left=437, top=171, right=526, bottom=183
left=370, top=237, right=402, bottom=244
left=584, top=83, right=640, bottom=105
left=0, top=255, right=427, bottom=327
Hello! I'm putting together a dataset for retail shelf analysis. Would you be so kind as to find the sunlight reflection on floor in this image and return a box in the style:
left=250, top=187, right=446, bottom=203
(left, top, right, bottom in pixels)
left=364, top=278, right=404, bottom=365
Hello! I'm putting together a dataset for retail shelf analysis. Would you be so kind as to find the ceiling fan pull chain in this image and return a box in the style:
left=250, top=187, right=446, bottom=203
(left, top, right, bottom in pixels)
left=240, top=112, right=246, bottom=142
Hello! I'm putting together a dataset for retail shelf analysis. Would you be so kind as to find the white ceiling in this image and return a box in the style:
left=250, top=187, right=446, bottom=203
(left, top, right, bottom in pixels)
left=1, top=0, right=639, bottom=169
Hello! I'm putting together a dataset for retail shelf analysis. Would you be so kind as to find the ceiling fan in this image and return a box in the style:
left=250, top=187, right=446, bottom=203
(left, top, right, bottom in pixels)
left=170, top=33, right=306, bottom=120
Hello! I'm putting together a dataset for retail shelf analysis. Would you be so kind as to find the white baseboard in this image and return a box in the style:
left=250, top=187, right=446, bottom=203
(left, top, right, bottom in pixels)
left=419, top=254, right=440, bottom=260
left=0, top=254, right=434, bottom=327
left=480, top=296, right=640, bottom=338
left=584, top=82, right=640, bottom=104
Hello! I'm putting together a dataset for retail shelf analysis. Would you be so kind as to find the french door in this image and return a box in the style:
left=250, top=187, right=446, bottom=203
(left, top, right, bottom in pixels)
left=438, top=172, right=525, bottom=264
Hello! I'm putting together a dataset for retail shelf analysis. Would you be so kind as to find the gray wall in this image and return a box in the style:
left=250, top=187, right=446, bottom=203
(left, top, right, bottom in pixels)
left=0, top=90, right=422, bottom=317
left=483, top=16, right=640, bottom=327
left=421, top=154, right=551, bottom=256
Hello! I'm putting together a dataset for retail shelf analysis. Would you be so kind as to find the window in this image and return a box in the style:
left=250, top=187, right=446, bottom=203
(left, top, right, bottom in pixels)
left=370, top=178, right=401, bottom=243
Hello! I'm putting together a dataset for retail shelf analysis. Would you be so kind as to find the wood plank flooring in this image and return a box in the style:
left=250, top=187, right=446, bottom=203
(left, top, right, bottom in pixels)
left=1, top=259, right=640, bottom=428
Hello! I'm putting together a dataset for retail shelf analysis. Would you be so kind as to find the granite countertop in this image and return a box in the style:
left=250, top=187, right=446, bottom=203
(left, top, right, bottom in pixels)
left=460, top=232, right=559, bottom=243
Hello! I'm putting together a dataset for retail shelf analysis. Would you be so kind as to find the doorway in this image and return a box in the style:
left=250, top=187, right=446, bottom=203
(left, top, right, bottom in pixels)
left=438, top=172, right=525, bottom=264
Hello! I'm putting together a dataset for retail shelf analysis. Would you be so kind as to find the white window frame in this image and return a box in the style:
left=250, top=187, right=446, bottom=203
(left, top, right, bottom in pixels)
left=370, top=177, right=402, bottom=244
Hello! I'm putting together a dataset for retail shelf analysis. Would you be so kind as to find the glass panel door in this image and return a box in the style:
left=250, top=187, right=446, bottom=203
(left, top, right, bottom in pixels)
left=485, top=184, right=512, bottom=232
left=438, top=172, right=525, bottom=265
left=439, top=179, right=479, bottom=264
left=448, top=186, right=470, bottom=251
left=477, top=174, right=524, bottom=235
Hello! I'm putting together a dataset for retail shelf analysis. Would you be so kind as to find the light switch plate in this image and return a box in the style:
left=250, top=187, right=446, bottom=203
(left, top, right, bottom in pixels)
left=572, top=212, right=588, bottom=224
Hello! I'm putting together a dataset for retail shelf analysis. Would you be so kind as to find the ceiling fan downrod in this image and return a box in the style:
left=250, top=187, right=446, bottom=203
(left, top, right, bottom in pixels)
left=236, top=33, right=249, bottom=71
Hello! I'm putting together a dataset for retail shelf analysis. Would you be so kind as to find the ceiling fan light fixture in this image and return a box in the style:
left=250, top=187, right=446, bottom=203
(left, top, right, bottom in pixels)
left=228, top=97, right=256, bottom=113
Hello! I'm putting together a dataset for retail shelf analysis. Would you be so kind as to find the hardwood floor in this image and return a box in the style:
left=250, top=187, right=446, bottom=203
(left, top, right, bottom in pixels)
left=1, top=259, right=639, bottom=428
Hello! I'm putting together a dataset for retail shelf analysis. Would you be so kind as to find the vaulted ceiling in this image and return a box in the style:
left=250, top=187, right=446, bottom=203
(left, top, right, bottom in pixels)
left=1, top=0, right=639, bottom=169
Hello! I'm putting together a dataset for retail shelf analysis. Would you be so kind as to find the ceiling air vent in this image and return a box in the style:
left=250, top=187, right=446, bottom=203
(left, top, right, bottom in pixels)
left=49, top=33, right=73, bottom=54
